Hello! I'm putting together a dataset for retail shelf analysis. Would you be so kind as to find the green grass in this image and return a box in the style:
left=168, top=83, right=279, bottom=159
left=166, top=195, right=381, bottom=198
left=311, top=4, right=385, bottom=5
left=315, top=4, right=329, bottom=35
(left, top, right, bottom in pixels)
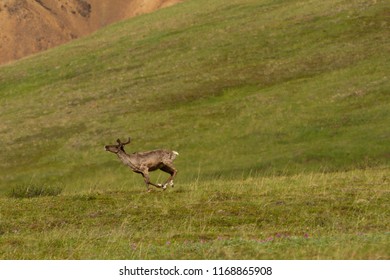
left=7, top=184, right=63, bottom=199
left=0, top=168, right=389, bottom=259
left=0, top=0, right=389, bottom=259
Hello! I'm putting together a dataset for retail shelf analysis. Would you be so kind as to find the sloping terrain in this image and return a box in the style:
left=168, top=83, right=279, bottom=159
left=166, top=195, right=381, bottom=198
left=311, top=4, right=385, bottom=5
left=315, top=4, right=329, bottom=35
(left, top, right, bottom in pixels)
left=0, top=0, right=388, bottom=189
left=0, top=0, right=181, bottom=64
left=0, top=0, right=389, bottom=259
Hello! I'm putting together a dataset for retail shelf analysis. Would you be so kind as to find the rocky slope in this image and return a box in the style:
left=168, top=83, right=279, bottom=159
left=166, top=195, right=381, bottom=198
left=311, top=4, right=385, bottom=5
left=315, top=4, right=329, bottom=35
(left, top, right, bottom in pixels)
left=0, top=0, right=181, bottom=64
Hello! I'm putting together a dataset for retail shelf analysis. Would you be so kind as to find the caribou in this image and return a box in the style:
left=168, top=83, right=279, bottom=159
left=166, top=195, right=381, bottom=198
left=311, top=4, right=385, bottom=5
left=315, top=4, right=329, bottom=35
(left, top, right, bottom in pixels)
left=104, top=137, right=179, bottom=192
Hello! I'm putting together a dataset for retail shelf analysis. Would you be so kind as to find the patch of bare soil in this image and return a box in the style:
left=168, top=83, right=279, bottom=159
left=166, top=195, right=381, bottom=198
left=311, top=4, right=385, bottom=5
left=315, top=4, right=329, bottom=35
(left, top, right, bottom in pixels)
left=0, top=0, right=181, bottom=65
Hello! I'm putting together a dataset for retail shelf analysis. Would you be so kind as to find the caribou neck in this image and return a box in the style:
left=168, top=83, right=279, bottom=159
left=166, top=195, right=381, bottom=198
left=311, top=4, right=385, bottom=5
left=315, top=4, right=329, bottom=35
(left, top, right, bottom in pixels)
left=116, top=150, right=139, bottom=172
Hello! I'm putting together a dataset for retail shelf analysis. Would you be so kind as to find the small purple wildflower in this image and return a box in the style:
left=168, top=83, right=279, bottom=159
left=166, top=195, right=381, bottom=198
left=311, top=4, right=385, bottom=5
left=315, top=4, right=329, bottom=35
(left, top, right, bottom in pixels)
left=256, top=236, right=274, bottom=243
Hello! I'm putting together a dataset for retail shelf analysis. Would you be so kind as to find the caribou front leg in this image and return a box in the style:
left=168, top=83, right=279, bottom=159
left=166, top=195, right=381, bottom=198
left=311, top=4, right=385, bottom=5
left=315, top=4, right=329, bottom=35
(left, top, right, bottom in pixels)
left=141, top=171, right=163, bottom=192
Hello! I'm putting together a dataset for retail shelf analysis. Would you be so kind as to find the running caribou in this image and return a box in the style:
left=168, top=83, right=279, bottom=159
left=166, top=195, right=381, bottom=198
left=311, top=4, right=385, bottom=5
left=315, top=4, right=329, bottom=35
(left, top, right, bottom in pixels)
left=104, top=137, right=179, bottom=192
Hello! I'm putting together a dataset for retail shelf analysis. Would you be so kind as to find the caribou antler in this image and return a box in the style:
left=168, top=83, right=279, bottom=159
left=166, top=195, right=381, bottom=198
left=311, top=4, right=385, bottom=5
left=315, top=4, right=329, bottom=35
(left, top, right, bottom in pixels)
left=117, top=138, right=131, bottom=145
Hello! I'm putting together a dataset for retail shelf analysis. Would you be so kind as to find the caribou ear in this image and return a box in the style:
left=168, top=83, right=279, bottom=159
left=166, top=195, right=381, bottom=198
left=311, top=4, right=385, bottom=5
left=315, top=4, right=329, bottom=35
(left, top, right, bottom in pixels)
left=116, top=139, right=121, bottom=145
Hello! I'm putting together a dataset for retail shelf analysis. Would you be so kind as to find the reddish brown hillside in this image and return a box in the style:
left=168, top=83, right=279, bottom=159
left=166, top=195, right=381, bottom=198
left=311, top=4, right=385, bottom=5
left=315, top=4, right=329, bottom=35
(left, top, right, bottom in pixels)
left=0, top=0, right=181, bottom=65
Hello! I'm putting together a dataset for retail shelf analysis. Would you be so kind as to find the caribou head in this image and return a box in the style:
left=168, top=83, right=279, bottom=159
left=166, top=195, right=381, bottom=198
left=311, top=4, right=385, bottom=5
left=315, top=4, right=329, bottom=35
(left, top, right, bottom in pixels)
left=104, top=138, right=131, bottom=154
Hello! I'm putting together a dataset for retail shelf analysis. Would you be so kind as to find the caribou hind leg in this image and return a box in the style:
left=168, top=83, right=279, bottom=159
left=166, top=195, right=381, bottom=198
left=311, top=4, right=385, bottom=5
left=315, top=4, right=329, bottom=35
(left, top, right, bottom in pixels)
left=159, top=164, right=177, bottom=189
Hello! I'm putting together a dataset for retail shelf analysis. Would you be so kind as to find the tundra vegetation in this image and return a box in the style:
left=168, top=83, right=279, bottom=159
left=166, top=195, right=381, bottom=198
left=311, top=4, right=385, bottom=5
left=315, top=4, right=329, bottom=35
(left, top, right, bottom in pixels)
left=0, top=0, right=389, bottom=259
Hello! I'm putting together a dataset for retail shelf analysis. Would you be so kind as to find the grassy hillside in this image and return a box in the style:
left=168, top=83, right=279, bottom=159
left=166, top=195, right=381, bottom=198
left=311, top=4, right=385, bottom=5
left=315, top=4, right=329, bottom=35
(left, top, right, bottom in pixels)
left=0, top=0, right=389, bottom=259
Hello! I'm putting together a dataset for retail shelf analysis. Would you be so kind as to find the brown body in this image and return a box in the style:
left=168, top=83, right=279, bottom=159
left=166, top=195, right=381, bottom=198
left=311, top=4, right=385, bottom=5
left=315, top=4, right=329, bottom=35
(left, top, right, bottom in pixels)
left=104, top=138, right=178, bottom=191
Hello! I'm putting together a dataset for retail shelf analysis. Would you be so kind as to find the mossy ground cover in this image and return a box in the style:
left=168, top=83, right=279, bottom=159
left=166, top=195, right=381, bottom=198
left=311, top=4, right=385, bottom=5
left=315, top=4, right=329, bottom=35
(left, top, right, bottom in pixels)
left=0, top=168, right=388, bottom=259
